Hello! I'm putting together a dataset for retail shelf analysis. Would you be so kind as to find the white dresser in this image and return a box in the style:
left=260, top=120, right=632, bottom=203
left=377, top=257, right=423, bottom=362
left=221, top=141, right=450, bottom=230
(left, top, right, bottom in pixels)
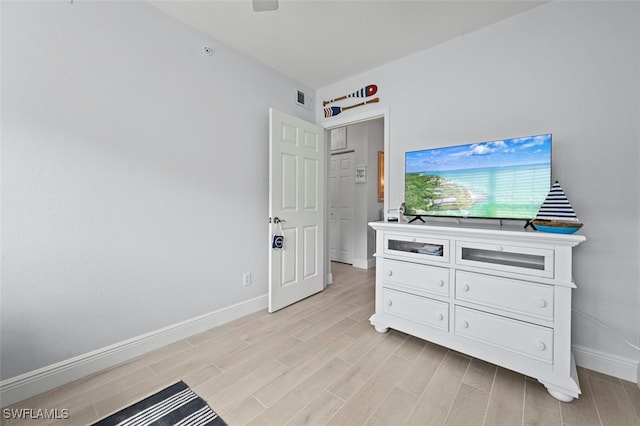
left=369, top=221, right=586, bottom=402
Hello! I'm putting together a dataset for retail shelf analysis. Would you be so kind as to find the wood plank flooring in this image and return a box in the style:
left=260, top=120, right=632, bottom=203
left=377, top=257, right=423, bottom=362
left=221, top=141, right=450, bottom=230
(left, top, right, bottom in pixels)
left=2, top=262, right=639, bottom=425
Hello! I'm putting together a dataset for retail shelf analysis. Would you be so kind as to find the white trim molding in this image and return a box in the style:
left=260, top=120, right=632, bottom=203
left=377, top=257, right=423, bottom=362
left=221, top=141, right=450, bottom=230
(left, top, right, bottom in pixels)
left=352, top=258, right=376, bottom=270
left=0, top=294, right=268, bottom=408
left=320, top=106, right=390, bottom=221
left=573, top=344, right=639, bottom=383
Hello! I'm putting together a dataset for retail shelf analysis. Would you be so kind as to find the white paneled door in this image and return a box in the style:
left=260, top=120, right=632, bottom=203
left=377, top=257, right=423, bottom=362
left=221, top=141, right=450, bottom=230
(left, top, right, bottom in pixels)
left=329, top=153, right=354, bottom=264
left=269, top=108, right=325, bottom=312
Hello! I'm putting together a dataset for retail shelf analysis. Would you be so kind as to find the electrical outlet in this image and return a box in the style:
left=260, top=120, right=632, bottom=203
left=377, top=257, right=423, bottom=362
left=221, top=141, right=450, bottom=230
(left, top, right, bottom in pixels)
left=243, top=272, right=252, bottom=286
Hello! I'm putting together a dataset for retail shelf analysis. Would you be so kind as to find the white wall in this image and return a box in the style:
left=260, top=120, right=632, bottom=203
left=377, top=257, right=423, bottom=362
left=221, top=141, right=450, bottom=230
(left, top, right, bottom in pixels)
left=318, top=1, right=640, bottom=381
left=1, top=1, right=314, bottom=381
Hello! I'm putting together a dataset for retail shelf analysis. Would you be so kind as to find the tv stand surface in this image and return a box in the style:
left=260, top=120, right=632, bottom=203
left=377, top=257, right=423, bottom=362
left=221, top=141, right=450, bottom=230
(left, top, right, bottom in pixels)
left=368, top=221, right=586, bottom=402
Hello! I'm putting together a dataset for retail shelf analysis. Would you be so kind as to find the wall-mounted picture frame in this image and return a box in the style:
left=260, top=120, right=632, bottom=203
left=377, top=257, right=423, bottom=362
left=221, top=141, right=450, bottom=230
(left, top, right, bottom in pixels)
left=355, top=166, right=367, bottom=183
left=378, top=151, right=384, bottom=202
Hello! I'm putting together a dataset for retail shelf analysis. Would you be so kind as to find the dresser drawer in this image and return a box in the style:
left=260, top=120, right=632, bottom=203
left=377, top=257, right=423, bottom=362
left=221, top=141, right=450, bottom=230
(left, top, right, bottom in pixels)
left=384, top=234, right=449, bottom=263
left=455, top=306, right=553, bottom=363
left=383, top=259, right=449, bottom=297
left=456, top=240, right=554, bottom=278
left=455, top=271, right=553, bottom=321
left=383, top=288, right=449, bottom=331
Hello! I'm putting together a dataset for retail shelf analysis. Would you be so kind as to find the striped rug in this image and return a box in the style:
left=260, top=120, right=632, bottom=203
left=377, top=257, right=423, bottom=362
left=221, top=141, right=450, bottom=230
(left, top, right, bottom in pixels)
left=92, top=381, right=226, bottom=426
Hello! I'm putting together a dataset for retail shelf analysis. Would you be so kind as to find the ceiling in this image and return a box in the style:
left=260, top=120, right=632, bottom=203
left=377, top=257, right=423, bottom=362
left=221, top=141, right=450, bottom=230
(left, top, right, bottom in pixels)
left=148, top=1, right=546, bottom=89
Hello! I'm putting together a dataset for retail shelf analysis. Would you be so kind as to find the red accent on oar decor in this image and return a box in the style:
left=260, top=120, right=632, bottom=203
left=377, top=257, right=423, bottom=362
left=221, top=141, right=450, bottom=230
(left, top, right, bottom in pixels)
left=324, top=106, right=341, bottom=117
left=366, top=84, right=378, bottom=97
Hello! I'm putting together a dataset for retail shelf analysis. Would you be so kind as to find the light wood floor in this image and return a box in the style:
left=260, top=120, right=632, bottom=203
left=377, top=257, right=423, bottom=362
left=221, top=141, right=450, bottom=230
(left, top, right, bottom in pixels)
left=3, top=262, right=640, bottom=426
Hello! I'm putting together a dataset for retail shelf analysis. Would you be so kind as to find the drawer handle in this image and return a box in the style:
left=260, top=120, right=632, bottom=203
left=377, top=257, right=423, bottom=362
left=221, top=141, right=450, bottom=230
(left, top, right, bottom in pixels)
left=537, top=341, right=547, bottom=351
left=387, top=299, right=393, bottom=307
left=436, top=313, right=444, bottom=321
left=537, top=299, right=547, bottom=308
left=386, top=270, right=393, bottom=277
left=461, top=320, right=469, bottom=329
left=438, top=280, right=445, bottom=287
left=461, top=284, right=470, bottom=292
left=411, top=237, right=417, bottom=242
left=495, top=245, right=504, bottom=252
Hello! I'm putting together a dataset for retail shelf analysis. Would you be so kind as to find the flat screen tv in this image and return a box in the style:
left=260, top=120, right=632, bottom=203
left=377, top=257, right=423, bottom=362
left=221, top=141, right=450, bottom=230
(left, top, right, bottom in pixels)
left=404, top=133, right=551, bottom=221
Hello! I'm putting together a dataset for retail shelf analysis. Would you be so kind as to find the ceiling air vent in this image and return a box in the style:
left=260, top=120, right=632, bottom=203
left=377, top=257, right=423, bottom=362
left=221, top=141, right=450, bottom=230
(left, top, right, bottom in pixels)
left=296, top=89, right=313, bottom=111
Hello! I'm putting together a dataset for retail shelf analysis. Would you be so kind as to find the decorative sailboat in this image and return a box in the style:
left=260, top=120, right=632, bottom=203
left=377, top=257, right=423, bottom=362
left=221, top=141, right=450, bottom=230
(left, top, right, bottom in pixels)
left=532, top=181, right=583, bottom=234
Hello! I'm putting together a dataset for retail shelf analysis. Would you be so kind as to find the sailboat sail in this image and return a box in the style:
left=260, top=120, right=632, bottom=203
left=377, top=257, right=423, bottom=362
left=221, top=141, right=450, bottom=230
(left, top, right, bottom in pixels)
left=535, top=181, right=580, bottom=222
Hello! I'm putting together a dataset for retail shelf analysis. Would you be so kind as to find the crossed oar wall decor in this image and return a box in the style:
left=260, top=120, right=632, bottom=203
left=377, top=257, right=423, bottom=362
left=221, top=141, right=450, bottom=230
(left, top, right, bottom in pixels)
left=323, top=84, right=379, bottom=118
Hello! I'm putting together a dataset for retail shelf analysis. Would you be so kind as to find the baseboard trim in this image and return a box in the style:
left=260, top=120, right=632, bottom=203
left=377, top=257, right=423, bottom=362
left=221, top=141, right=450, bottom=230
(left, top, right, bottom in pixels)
left=573, top=343, right=639, bottom=383
left=352, top=258, right=376, bottom=270
left=0, top=294, right=268, bottom=408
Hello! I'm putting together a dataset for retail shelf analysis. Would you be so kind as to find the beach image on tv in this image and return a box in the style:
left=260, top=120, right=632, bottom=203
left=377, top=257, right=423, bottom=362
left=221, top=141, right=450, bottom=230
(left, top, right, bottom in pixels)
left=404, top=134, right=551, bottom=220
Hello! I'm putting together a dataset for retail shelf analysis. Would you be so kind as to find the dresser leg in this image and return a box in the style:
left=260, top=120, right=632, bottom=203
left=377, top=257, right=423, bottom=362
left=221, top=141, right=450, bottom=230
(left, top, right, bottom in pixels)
left=369, top=315, right=389, bottom=333
left=546, top=388, right=575, bottom=403
left=374, top=324, right=389, bottom=333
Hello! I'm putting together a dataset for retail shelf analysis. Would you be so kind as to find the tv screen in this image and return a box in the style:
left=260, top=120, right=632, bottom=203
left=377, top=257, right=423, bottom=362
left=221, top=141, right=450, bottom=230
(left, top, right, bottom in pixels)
left=404, top=134, right=551, bottom=220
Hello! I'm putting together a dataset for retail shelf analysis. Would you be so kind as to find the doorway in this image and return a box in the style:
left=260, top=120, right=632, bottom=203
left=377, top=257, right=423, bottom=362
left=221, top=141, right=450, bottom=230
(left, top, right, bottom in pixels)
left=327, top=117, right=385, bottom=271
